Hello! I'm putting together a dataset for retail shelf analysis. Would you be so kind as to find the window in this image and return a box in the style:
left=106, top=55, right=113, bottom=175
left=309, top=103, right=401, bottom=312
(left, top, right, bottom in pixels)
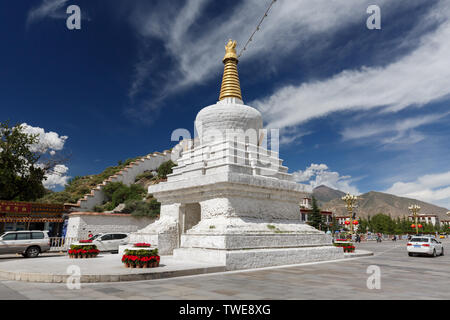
left=16, top=232, right=31, bottom=240
left=32, top=232, right=44, bottom=239
left=2, top=233, right=17, bottom=241
left=112, top=234, right=127, bottom=240
left=100, top=234, right=113, bottom=241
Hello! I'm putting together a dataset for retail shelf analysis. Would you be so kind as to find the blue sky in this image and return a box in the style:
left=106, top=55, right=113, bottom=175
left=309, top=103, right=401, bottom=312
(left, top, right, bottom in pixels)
left=2, top=0, right=450, bottom=209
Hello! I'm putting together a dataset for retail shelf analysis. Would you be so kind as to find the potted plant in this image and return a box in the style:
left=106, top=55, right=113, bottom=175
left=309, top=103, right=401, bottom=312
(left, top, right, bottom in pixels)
left=122, top=248, right=160, bottom=268
left=343, top=245, right=356, bottom=253
left=134, top=243, right=151, bottom=248
left=68, top=244, right=100, bottom=259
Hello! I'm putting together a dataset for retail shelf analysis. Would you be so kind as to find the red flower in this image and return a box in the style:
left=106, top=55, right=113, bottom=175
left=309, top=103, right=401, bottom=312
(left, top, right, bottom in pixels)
left=134, top=243, right=151, bottom=247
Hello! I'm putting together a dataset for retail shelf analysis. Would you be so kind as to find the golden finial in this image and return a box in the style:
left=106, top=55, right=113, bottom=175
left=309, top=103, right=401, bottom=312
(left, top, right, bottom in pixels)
left=219, top=39, right=242, bottom=101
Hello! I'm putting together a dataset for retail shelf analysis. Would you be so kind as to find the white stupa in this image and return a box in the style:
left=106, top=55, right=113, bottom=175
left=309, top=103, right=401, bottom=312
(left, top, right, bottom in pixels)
left=130, top=40, right=343, bottom=270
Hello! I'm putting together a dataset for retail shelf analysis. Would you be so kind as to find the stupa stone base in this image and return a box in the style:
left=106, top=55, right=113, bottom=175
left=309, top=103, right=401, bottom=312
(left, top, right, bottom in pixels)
left=173, top=244, right=343, bottom=271
left=174, top=226, right=343, bottom=270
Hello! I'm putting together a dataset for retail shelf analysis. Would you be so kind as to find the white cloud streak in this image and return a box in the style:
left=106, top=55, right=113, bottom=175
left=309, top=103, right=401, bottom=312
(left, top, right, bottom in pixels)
left=27, top=0, right=69, bottom=25
left=253, top=1, right=450, bottom=129
left=386, top=171, right=450, bottom=209
left=129, top=0, right=393, bottom=98
left=340, top=112, right=450, bottom=145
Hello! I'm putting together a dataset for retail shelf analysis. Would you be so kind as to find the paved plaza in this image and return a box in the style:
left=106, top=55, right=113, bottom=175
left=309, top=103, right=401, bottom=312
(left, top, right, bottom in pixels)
left=0, top=239, right=448, bottom=300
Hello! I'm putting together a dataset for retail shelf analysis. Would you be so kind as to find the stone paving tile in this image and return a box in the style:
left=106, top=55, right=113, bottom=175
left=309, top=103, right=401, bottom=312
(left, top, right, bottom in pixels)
left=0, top=240, right=449, bottom=299
left=212, top=289, right=240, bottom=296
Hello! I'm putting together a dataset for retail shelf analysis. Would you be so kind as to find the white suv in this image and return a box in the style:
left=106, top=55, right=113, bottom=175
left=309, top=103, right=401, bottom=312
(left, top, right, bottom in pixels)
left=0, top=230, right=50, bottom=258
left=86, top=233, right=130, bottom=253
left=407, top=236, right=444, bottom=257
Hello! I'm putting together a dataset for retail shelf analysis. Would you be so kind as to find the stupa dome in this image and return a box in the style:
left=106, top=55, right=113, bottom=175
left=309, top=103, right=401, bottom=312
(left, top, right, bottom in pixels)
left=195, top=40, right=263, bottom=144
left=195, top=99, right=263, bottom=144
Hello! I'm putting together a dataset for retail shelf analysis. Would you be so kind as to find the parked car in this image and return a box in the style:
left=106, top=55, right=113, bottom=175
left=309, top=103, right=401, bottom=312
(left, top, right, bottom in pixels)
left=407, top=236, right=444, bottom=257
left=82, top=233, right=130, bottom=253
left=0, top=230, right=50, bottom=258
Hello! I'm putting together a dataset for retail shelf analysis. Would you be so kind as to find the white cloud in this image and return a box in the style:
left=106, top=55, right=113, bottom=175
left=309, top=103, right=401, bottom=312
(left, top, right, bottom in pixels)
left=385, top=171, right=450, bottom=209
left=19, top=124, right=70, bottom=189
left=293, top=163, right=360, bottom=194
left=27, top=0, right=69, bottom=25
left=340, top=112, right=450, bottom=146
left=42, top=164, right=70, bottom=189
left=279, top=127, right=311, bottom=146
left=253, top=1, right=450, bottom=129
left=129, top=0, right=394, bottom=98
left=21, top=123, right=68, bottom=154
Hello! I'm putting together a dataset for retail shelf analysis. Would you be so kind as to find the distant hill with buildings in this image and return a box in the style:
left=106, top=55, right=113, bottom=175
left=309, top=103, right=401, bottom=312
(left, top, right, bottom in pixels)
left=312, top=185, right=449, bottom=220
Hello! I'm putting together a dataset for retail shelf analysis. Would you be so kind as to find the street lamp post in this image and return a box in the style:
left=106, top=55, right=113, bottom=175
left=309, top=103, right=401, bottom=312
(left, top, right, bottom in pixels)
left=341, top=193, right=358, bottom=235
left=409, top=204, right=421, bottom=235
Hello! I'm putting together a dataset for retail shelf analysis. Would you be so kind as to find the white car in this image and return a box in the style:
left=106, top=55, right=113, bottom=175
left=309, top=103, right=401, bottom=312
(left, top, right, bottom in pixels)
left=407, top=236, right=444, bottom=257
left=86, top=233, right=130, bottom=253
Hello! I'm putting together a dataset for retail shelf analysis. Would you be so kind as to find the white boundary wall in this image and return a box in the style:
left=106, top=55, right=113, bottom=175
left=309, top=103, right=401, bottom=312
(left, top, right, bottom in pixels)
left=66, top=212, right=157, bottom=240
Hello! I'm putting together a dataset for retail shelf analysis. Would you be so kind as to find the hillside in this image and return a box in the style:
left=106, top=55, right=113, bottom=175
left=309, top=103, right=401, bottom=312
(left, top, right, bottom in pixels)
left=37, top=157, right=140, bottom=204
left=314, top=186, right=449, bottom=220
left=312, top=185, right=346, bottom=205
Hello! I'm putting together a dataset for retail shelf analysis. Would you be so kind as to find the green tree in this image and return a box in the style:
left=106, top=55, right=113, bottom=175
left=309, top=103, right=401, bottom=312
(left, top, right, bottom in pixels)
left=358, top=217, right=369, bottom=234
left=102, top=182, right=146, bottom=210
left=370, top=213, right=392, bottom=234
left=330, top=215, right=340, bottom=234
left=0, top=121, right=47, bottom=201
left=157, top=160, right=177, bottom=179
left=307, top=197, right=325, bottom=230
left=124, top=198, right=161, bottom=217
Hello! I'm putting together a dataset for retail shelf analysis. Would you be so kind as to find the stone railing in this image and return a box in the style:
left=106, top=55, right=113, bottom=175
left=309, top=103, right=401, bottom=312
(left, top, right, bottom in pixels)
left=48, top=237, right=79, bottom=252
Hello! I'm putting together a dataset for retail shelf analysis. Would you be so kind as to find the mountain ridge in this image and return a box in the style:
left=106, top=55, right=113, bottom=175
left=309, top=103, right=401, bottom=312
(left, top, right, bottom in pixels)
left=312, top=185, right=449, bottom=220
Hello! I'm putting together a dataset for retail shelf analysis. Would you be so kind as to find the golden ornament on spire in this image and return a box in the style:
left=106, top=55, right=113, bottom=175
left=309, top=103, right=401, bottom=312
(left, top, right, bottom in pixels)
left=219, top=39, right=242, bottom=101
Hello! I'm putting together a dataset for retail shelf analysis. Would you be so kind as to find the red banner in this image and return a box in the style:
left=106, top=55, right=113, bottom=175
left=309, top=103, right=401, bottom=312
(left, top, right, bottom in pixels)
left=0, top=202, right=31, bottom=214
left=0, top=201, right=63, bottom=215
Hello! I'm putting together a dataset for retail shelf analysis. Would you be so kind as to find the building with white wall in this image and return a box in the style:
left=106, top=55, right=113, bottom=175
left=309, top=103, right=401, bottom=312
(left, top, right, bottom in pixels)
left=66, top=212, right=157, bottom=240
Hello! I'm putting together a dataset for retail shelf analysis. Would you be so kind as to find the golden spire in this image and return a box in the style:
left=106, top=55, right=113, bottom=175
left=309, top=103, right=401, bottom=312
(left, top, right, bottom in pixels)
left=219, top=40, right=242, bottom=101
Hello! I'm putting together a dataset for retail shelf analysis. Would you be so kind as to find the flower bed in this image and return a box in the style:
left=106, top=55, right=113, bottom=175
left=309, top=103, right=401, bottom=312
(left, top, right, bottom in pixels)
left=133, top=243, right=151, bottom=248
left=343, top=245, right=355, bottom=253
left=333, top=241, right=352, bottom=247
left=68, top=244, right=100, bottom=259
left=122, top=248, right=160, bottom=268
